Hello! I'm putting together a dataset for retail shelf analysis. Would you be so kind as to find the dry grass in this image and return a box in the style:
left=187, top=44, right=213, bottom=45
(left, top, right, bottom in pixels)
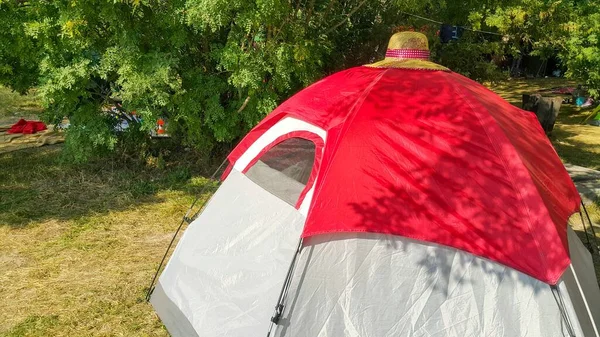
left=0, top=146, right=217, bottom=337
left=552, top=125, right=600, bottom=171
left=0, top=86, right=42, bottom=121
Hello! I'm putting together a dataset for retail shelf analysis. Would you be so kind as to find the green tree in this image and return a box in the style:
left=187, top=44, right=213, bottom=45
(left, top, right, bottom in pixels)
left=0, top=1, right=40, bottom=93
left=0, top=0, right=410, bottom=162
left=559, top=2, right=600, bottom=96
left=1, top=0, right=597, bottom=162
left=468, top=0, right=600, bottom=94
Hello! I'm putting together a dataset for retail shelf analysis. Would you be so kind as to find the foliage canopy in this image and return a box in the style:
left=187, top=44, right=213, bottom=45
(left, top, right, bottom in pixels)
left=0, top=0, right=598, bottom=161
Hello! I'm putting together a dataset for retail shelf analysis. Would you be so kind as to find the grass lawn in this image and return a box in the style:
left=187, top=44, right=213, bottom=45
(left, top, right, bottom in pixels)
left=1, top=80, right=600, bottom=336
left=488, top=78, right=600, bottom=170
left=0, top=145, right=219, bottom=336
left=0, top=86, right=43, bottom=121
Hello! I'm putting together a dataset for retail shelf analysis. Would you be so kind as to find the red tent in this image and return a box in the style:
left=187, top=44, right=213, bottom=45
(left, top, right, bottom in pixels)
left=151, top=32, right=598, bottom=337
left=228, top=47, right=580, bottom=285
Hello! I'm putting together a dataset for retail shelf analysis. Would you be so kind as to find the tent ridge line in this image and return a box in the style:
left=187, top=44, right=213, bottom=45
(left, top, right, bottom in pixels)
left=441, top=71, right=554, bottom=281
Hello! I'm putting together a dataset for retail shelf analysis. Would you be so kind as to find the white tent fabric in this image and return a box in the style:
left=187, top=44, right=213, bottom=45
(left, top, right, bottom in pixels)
left=274, top=232, right=576, bottom=337
left=152, top=169, right=306, bottom=337
left=562, top=227, right=600, bottom=336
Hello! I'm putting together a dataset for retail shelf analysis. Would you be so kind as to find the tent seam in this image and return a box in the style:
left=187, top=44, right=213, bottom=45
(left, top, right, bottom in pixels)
left=442, top=72, right=549, bottom=279
left=302, top=68, right=389, bottom=233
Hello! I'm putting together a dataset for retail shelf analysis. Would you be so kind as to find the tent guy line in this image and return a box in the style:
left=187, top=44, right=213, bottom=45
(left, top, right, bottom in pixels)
left=398, top=10, right=511, bottom=38
left=145, top=157, right=229, bottom=301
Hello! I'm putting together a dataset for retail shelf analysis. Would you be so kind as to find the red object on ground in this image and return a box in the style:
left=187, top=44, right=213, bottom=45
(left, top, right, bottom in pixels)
left=551, top=87, right=575, bottom=95
left=7, top=119, right=47, bottom=134
left=227, top=66, right=581, bottom=285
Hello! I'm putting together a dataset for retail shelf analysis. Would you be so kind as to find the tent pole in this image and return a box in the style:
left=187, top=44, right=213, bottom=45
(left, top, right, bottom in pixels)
left=551, top=285, right=576, bottom=337
left=581, top=201, right=599, bottom=254
left=144, top=158, right=228, bottom=301
left=267, top=238, right=304, bottom=337
left=578, top=209, right=593, bottom=252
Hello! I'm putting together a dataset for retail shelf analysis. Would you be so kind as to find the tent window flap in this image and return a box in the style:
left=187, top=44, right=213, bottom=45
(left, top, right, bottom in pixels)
left=245, top=137, right=316, bottom=205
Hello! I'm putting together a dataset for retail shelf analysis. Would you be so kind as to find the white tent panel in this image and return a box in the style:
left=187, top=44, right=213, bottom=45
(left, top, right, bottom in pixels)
left=562, top=227, right=600, bottom=336
left=275, top=233, right=573, bottom=337
left=151, top=169, right=305, bottom=337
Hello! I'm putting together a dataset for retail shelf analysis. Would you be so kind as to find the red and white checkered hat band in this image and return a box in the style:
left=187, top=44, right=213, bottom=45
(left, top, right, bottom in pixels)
left=385, top=49, right=430, bottom=60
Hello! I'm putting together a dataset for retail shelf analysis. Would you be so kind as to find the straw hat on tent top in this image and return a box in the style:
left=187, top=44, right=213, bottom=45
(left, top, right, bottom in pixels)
left=148, top=31, right=600, bottom=337
left=368, top=31, right=448, bottom=70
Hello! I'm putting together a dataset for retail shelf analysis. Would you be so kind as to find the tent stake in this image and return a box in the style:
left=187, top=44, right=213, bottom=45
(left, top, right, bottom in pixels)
left=145, top=158, right=228, bottom=301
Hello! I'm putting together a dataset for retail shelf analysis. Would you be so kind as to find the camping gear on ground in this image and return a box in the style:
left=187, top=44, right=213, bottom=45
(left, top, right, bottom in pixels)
left=151, top=117, right=170, bottom=138
left=538, top=86, right=574, bottom=104
left=149, top=32, right=600, bottom=337
left=105, top=104, right=141, bottom=132
left=536, top=86, right=570, bottom=104
left=573, top=85, right=591, bottom=107
left=522, top=93, right=563, bottom=134
left=104, top=103, right=172, bottom=138
left=157, top=119, right=165, bottom=135
left=7, top=119, right=47, bottom=134
left=551, top=86, right=575, bottom=95
left=582, top=97, right=594, bottom=108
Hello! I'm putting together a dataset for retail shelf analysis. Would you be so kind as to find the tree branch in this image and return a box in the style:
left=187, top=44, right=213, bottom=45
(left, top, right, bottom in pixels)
left=323, top=0, right=337, bottom=22
left=324, top=0, right=368, bottom=35
left=237, top=96, right=251, bottom=113
left=305, top=0, right=316, bottom=25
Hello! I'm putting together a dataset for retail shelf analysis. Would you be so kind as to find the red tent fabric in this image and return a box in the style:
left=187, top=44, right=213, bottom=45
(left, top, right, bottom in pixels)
left=227, top=66, right=581, bottom=284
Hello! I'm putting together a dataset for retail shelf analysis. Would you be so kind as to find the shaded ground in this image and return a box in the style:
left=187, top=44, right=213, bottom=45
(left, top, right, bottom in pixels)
left=0, top=145, right=219, bottom=336
left=2, top=80, right=600, bottom=336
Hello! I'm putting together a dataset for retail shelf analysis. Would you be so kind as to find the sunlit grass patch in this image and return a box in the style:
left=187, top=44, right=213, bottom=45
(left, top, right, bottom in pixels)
left=0, top=146, right=216, bottom=336
left=488, top=78, right=600, bottom=170
left=0, top=86, right=42, bottom=120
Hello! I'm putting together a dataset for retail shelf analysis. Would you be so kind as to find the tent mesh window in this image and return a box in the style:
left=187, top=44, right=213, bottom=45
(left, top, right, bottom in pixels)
left=245, top=137, right=315, bottom=205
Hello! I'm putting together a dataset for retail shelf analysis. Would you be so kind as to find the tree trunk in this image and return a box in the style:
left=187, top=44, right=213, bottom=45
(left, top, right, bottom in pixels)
left=522, top=94, right=562, bottom=134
